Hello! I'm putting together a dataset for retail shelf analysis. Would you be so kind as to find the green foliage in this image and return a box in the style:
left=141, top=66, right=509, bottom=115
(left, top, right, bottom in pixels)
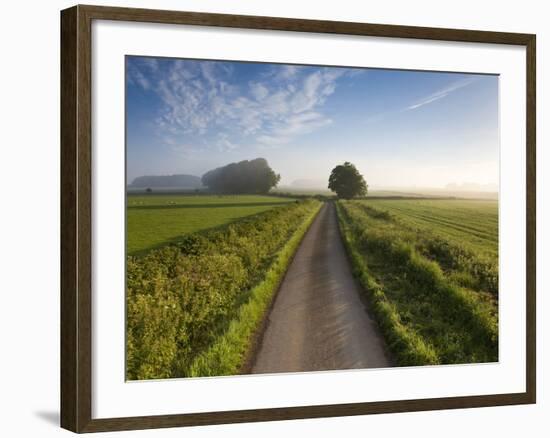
left=337, top=200, right=498, bottom=366
left=187, top=205, right=320, bottom=376
left=418, top=237, right=498, bottom=295
left=127, top=194, right=296, bottom=255
left=126, top=252, right=247, bottom=379
left=328, top=161, right=368, bottom=199
left=202, top=158, right=281, bottom=194
left=126, top=199, right=321, bottom=380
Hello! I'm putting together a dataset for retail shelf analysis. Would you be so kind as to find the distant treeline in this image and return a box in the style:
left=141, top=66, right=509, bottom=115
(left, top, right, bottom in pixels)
left=130, top=158, right=282, bottom=195
left=130, top=174, right=202, bottom=189
left=201, top=158, right=280, bottom=194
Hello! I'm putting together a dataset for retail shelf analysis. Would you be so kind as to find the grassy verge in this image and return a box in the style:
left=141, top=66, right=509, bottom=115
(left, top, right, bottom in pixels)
left=336, top=203, right=439, bottom=365
left=336, top=201, right=497, bottom=366
left=187, top=202, right=322, bottom=377
left=353, top=201, right=498, bottom=295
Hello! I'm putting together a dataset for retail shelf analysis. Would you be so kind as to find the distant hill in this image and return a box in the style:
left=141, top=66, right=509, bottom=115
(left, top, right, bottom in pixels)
left=129, top=174, right=203, bottom=189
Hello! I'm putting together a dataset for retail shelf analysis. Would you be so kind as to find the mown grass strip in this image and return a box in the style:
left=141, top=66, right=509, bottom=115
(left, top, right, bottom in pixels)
left=187, top=202, right=322, bottom=377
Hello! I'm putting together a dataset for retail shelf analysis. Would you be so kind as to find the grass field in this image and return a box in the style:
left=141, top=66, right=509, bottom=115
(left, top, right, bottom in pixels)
left=127, top=194, right=296, bottom=255
left=126, top=191, right=500, bottom=376
left=337, top=198, right=498, bottom=366
left=365, top=199, right=498, bottom=258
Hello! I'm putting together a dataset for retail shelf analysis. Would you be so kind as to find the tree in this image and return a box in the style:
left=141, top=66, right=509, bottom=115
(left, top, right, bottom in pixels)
left=201, top=158, right=281, bottom=194
left=328, top=162, right=368, bottom=199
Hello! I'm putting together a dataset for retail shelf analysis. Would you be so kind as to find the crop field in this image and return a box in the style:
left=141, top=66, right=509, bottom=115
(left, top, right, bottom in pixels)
left=337, top=199, right=498, bottom=366
left=126, top=199, right=321, bottom=379
left=366, top=199, right=498, bottom=258
left=127, top=194, right=297, bottom=255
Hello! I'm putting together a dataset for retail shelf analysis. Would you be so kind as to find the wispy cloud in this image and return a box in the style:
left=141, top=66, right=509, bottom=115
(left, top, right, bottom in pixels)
left=127, top=67, right=150, bottom=90
left=215, top=133, right=238, bottom=152
left=127, top=58, right=355, bottom=150
left=406, top=77, right=477, bottom=110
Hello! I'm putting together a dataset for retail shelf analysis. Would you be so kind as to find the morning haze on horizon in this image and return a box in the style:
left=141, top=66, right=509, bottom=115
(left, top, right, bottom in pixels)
left=126, top=57, right=499, bottom=193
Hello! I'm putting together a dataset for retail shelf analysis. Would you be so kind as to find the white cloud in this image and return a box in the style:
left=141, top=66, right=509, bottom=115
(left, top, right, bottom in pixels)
left=255, top=112, right=333, bottom=147
left=256, top=135, right=288, bottom=147
left=140, top=57, right=159, bottom=73
left=170, top=143, right=202, bottom=157
left=249, top=82, right=269, bottom=101
left=134, top=71, right=150, bottom=90
left=129, top=59, right=354, bottom=150
left=406, top=77, right=477, bottom=110
left=215, top=133, right=237, bottom=151
left=127, top=57, right=162, bottom=90
left=127, top=67, right=150, bottom=90
left=262, top=64, right=299, bottom=81
left=279, top=65, right=299, bottom=80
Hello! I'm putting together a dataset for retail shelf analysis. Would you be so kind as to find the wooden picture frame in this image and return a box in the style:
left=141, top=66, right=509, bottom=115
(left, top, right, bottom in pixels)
left=61, top=4, right=536, bottom=433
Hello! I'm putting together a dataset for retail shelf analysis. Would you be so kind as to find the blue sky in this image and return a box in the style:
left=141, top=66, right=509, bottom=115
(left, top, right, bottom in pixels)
left=126, top=56, right=499, bottom=190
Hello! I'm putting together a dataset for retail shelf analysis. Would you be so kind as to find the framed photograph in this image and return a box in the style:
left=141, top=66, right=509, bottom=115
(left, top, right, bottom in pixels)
left=60, top=4, right=536, bottom=433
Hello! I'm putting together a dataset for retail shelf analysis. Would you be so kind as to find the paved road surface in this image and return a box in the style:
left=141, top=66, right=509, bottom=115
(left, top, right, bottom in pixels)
left=251, top=202, right=392, bottom=374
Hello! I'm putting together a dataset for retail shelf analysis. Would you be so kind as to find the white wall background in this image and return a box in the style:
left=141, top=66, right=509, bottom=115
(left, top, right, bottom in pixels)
left=0, top=0, right=546, bottom=436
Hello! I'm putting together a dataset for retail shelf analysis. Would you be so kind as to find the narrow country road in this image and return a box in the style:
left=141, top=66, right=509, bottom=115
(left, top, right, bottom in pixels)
left=251, top=202, right=392, bottom=374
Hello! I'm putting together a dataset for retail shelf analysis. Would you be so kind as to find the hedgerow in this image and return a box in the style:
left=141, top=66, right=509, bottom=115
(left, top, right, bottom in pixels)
left=126, top=200, right=321, bottom=380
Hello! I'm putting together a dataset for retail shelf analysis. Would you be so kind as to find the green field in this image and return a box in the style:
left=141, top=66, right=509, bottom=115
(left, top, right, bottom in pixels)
left=365, top=199, right=498, bottom=257
left=126, top=191, right=500, bottom=376
left=337, top=198, right=498, bottom=366
left=127, top=194, right=296, bottom=255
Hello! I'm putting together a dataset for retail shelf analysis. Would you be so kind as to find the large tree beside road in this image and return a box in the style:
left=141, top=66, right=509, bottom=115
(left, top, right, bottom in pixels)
left=328, top=162, right=368, bottom=199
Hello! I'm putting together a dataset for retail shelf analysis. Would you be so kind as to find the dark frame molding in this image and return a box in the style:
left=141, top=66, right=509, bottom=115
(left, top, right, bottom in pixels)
left=60, top=4, right=536, bottom=433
